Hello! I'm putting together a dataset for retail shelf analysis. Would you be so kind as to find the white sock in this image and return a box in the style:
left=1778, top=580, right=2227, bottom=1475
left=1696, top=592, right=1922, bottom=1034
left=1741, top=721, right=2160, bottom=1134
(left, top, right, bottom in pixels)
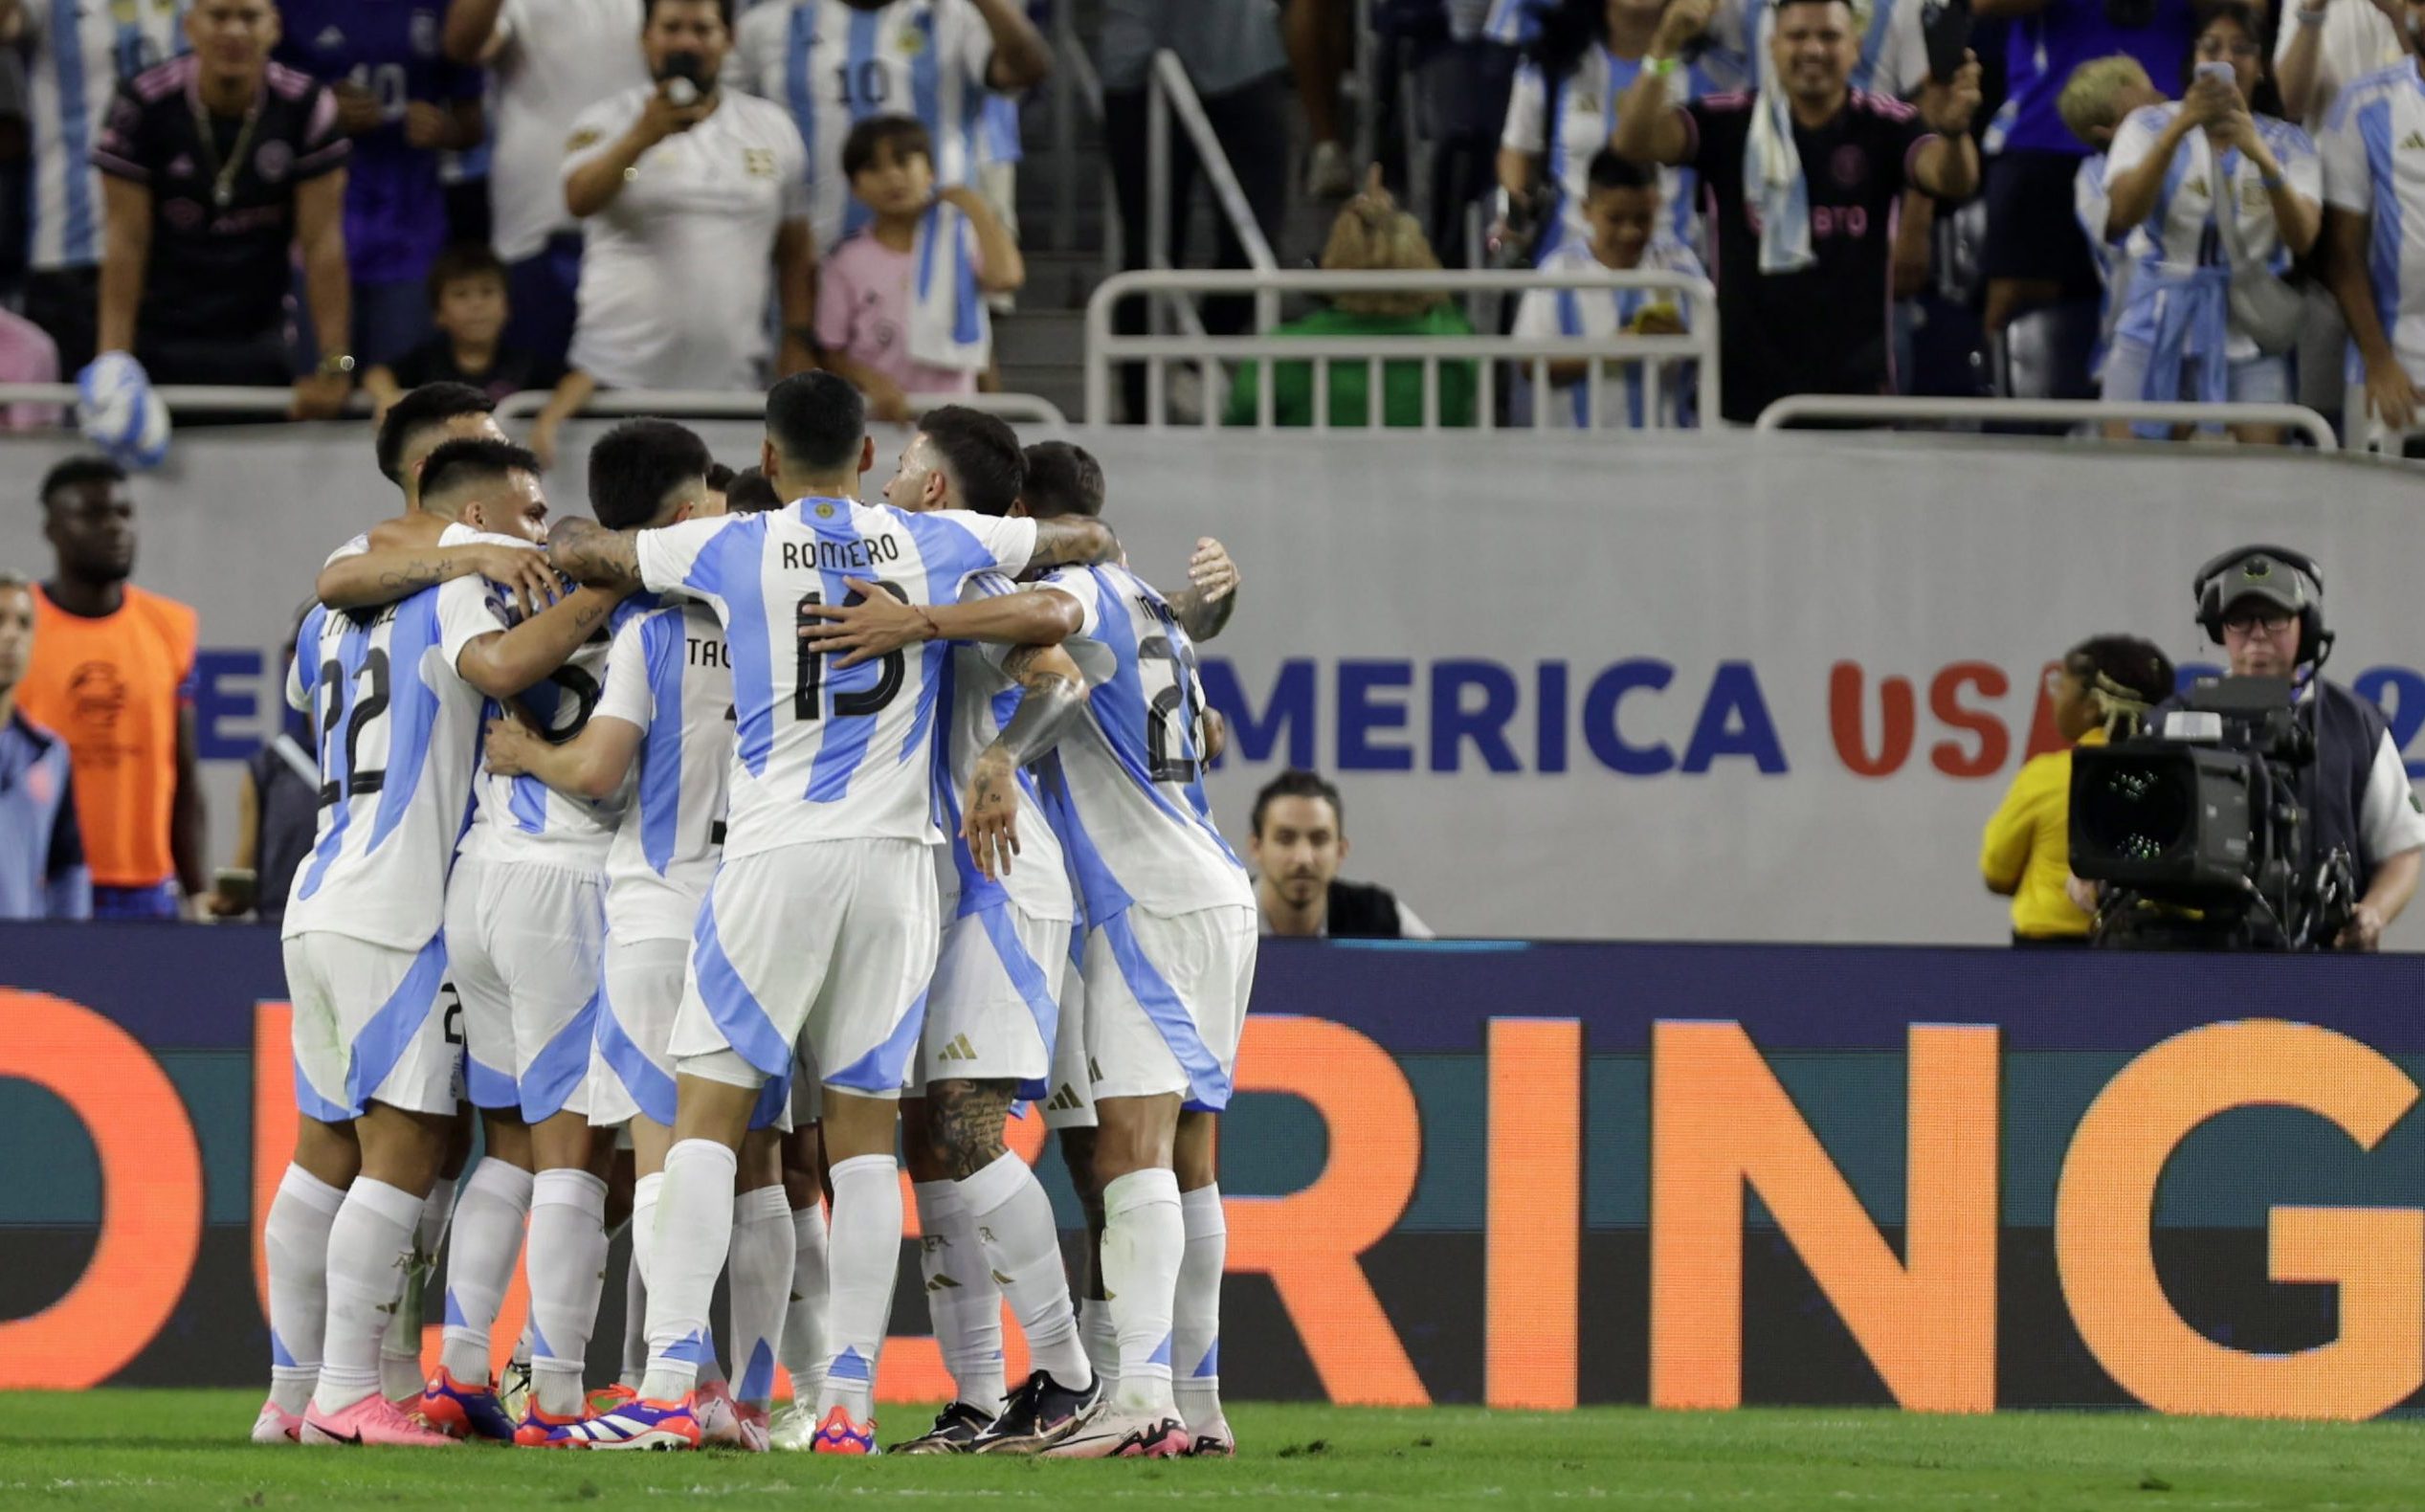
left=380, top=1180, right=453, bottom=1401
left=1079, top=1298, right=1119, bottom=1394
left=915, top=1179, right=1005, bottom=1411
left=727, top=1187, right=795, bottom=1411
left=264, top=1164, right=346, bottom=1415
left=639, top=1141, right=737, bottom=1403
left=781, top=1201, right=830, bottom=1406
left=440, top=1159, right=532, bottom=1385
left=1100, top=1168, right=1183, bottom=1416
left=526, top=1168, right=611, bottom=1418
left=314, top=1177, right=425, bottom=1414
left=617, top=1218, right=647, bottom=1389
left=1173, top=1185, right=1225, bottom=1430
left=959, top=1151, right=1090, bottom=1391
left=814, top=1153, right=904, bottom=1422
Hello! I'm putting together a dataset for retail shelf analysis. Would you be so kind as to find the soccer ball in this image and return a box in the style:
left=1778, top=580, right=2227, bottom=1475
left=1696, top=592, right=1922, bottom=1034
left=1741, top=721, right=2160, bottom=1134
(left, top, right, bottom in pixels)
left=76, top=350, right=171, bottom=470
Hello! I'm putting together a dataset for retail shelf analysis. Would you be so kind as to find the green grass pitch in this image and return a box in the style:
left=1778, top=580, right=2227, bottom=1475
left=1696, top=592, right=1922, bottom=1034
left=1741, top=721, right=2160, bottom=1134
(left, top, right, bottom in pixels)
left=3, top=1391, right=2421, bottom=1510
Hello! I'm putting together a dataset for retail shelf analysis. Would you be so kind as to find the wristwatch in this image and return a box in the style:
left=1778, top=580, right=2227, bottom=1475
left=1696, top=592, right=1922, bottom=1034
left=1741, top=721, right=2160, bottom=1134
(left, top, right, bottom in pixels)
left=316, top=352, right=357, bottom=380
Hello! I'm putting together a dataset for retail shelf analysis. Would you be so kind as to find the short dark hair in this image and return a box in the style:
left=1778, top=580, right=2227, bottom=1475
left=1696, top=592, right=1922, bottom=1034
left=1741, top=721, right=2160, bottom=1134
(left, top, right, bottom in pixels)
left=1252, top=769, right=1345, bottom=838
left=39, top=456, right=128, bottom=512
left=426, top=243, right=508, bottom=309
left=376, top=382, right=497, bottom=485
left=724, top=467, right=783, bottom=514
left=765, top=369, right=867, bottom=474
left=2064, top=634, right=2177, bottom=710
left=418, top=438, right=542, bottom=508
left=588, top=418, right=713, bottom=530
left=1770, top=0, right=1856, bottom=18
left=640, top=0, right=733, bottom=29
left=1018, top=441, right=1103, bottom=520
left=919, top=407, right=1024, bottom=517
left=705, top=461, right=737, bottom=494
left=842, top=114, right=933, bottom=179
left=1586, top=148, right=1653, bottom=194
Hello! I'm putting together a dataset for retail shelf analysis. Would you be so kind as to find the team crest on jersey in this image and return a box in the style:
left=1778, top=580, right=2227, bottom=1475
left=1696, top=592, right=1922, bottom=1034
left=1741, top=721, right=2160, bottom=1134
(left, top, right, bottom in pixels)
left=744, top=147, right=778, bottom=178
left=815, top=502, right=836, bottom=518
left=567, top=126, right=603, bottom=152
left=412, top=10, right=440, bottom=57
left=899, top=24, right=926, bottom=56
left=110, top=0, right=141, bottom=24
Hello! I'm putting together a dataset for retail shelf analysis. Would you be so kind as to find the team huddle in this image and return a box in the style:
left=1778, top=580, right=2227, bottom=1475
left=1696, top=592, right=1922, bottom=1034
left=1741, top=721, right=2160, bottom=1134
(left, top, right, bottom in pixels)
left=256, top=372, right=1252, bottom=1459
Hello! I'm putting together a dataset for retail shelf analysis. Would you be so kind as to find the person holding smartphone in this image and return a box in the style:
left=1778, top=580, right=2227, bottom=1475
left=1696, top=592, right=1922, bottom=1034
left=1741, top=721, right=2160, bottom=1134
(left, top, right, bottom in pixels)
left=2100, top=3, right=2320, bottom=443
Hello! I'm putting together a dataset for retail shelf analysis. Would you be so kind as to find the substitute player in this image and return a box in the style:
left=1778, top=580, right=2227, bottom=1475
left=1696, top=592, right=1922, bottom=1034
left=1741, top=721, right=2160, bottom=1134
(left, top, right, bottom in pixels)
left=266, top=439, right=627, bottom=1448
left=539, top=370, right=1120, bottom=1454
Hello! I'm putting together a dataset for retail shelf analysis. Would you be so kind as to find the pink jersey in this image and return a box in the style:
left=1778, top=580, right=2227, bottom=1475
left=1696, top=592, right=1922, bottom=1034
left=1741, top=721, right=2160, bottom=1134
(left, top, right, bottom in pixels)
left=813, top=230, right=983, bottom=399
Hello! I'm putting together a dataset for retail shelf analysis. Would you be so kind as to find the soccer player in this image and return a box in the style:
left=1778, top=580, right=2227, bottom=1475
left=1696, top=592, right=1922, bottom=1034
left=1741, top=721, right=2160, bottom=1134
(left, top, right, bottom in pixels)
left=266, top=438, right=628, bottom=1448
left=537, top=369, right=1119, bottom=1453
left=873, top=411, right=1098, bottom=1456
left=478, top=419, right=788, bottom=1450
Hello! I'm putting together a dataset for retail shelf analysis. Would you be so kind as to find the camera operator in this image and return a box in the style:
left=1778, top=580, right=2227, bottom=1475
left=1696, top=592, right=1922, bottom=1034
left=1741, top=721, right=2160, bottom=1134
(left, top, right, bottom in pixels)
left=2173, top=545, right=2425, bottom=949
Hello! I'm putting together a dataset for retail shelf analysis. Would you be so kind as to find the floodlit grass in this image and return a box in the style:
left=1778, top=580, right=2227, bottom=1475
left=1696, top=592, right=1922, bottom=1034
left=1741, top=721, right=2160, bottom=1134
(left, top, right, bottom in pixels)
left=0, top=1390, right=2419, bottom=1510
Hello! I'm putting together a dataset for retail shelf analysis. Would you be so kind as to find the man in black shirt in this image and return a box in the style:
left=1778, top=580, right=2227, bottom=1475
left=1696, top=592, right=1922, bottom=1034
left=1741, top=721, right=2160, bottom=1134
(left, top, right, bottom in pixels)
left=92, top=0, right=355, bottom=417
left=1614, top=0, right=1982, bottom=423
left=1249, top=769, right=1435, bottom=940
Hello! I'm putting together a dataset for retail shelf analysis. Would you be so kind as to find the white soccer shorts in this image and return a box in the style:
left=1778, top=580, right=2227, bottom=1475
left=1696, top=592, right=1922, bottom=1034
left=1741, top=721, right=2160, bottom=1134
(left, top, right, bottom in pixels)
left=1038, top=918, right=1096, bottom=1130
left=904, top=901, right=1072, bottom=1097
left=1080, top=904, right=1258, bottom=1112
left=444, top=854, right=607, bottom=1123
left=285, top=929, right=460, bottom=1122
left=594, top=932, right=791, bottom=1131
left=671, top=839, right=939, bottom=1101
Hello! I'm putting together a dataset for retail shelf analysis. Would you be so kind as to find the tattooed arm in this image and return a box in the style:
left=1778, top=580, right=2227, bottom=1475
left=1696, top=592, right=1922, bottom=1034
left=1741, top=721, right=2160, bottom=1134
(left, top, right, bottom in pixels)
left=1020, top=516, right=1121, bottom=572
left=318, top=540, right=566, bottom=617
left=799, top=580, right=1084, bottom=667
left=545, top=517, right=644, bottom=590
left=962, top=642, right=1089, bottom=882
left=1166, top=537, right=1240, bottom=642
left=455, top=585, right=626, bottom=699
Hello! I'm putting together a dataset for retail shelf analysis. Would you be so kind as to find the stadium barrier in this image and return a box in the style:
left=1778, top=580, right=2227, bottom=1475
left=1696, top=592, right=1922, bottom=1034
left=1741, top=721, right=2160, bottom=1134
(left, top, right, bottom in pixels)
left=0, top=386, right=1071, bottom=430
left=8, top=923, right=2425, bottom=1417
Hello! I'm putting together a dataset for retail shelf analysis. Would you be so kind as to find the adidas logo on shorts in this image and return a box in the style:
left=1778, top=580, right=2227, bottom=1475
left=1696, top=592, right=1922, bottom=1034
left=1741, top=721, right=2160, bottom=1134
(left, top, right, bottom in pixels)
left=1045, top=1084, right=1084, bottom=1112
left=925, top=1272, right=963, bottom=1293
left=937, top=1034, right=978, bottom=1061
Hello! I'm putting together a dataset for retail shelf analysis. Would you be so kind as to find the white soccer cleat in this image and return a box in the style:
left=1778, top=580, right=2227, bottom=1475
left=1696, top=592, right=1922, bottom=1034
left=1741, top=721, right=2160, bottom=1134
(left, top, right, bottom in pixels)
left=1186, top=1414, right=1235, bottom=1457
left=1037, top=1399, right=1190, bottom=1459
left=768, top=1402, right=820, bottom=1452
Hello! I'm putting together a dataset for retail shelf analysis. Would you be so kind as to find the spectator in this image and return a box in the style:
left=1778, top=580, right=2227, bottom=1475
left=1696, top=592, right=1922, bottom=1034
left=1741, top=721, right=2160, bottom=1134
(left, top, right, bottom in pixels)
left=206, top=603, right=318, bottom=926
left=91, top=0, right=355, bottom=416
left=364, top=244, right=563, bottom=415
left=2058, top=55, right=2166, bottom=381
left=2102, top=6, right=2318, bottom=443
left=1250, top=769, right=1435, bottom=938
left=1613, top=0, right=1982, bottom=423
left=1101, top=0, right=1292, bottom=420
left=815, top=116, right=1024, bottom=422
left=2277, top=0, right=2402, bottom=427
left=1290, top=0, right=1360, bottom=196
left=1224, top=168, right=1479, bottom=427
left=733, top=0, right=1052, bottom=253
left=1980, top=635, right=2173, bottom=945
left=0, top=308, right=64, bottom=432
left=13, top=458, right=203, bottom=921
left=0, top=574, right=91, bottom=922
left=1510, top=147, right=1705, bottom=426
left=2320, top=6, right=2425, bottom=436
left=0, top=0, right=187, bottom=376
left=441, top=0, right=649, bottom=378
left=1497, top=0, right=1724, bottom=263
left=1973, top=0, right=2211, bottom=345
left=274, top=0, right=487, bottom=369
left=534, top=0, right=812, bottom=464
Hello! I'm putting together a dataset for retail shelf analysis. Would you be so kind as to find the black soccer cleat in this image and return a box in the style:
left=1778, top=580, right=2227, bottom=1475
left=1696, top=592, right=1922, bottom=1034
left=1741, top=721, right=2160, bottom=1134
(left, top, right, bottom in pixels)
left=970, top=1369, right=1101, bottom=1455
left=888, top=1400, right=993, bottom=1455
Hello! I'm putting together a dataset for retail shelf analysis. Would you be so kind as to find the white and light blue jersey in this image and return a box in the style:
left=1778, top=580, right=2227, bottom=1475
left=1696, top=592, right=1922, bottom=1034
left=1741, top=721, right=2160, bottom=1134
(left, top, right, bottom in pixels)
left=1510, top=238, right=1705, bottom=428
left=734, top=0, right=996, bottom=251
left=281, top=576, right=503, bottom=950
left=2107, top=102, right=2319, bottom=360
left=1039, top=565, right=1252, bottom=922
left=634, top=498, right=1037, bottom=854
left=595, top=602, right=734, bottom=943
left=2323, top=59, right=2425, bottom=378
left=23, top=0, right=189, bottom=271
left=1502, top=45, right=1716, bottom=256
left=459, top=593, right=657, bottom=868
left=934, top=571, right=1074, bottom=924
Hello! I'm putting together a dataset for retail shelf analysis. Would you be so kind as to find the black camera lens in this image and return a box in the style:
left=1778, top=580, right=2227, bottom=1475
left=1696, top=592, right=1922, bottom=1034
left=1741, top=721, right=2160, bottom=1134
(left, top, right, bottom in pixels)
left=2079, top=761, right=2191, bottom=864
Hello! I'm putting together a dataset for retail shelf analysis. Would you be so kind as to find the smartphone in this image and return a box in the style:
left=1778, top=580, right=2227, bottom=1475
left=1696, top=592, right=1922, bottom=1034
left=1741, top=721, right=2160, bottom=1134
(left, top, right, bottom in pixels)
left=2194, top=60, right=2236, bottom=83
left=213, top=867, right=257, bottom=915
left=1921, top=0, right=1972, bottom=84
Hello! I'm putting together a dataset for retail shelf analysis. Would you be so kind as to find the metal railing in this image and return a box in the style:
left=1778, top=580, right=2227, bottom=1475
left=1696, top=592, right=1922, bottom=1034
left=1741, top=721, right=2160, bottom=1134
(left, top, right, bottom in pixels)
left=0, top=385, right=1070, bottom=431
left=1146, top=49, right=1281, bottom=349
left=1085, top=267, right=1721, bottom=430
left=1754, top=395, right=2341, bottom=453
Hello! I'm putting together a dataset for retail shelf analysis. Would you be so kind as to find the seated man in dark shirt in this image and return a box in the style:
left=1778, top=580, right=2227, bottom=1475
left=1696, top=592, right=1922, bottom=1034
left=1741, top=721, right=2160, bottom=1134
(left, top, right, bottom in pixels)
left=92, top=0, right=354, bottom=417
left=1613, top=0, right=1982, bottom=423
left=1249, top=769, right=1434, bottom=940
left=365, top=244, right=563, bottom=417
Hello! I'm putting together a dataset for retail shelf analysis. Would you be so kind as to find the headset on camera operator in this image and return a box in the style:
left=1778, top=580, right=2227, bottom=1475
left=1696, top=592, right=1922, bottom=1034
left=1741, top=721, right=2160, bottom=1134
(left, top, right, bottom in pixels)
left=2147, top=545, right=2425, bottom=949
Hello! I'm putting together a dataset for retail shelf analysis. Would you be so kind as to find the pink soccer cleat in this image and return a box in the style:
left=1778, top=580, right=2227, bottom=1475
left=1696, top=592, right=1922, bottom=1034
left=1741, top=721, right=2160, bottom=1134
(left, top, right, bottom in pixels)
left=250, top=1398, right=302, bottom=1445
left=300, top=1393, right=457, bottom=1447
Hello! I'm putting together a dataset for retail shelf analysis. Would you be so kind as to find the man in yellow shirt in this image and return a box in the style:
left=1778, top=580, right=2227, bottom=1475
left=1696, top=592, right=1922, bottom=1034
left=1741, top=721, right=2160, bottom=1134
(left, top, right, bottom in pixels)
left=1981, top=635, right=2175, bottom=944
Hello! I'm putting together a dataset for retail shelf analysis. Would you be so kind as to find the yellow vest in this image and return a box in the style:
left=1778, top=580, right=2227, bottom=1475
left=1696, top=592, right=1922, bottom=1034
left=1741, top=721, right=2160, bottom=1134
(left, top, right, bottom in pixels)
left=1979, top=729, right=2105, bottom=939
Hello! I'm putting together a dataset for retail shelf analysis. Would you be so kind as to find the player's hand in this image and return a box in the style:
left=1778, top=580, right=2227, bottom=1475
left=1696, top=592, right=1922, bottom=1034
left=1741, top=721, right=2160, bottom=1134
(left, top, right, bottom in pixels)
left=403, top=100, right=452, bottom=150
left=483, top=715, right=539, bottom=777
left=474, top=544, right=564, bottom=621
left=1187, top=537, right=1239, bottom=604
left=962, top=747, right=1022, bottom=880
left=1920, top=52, right=1983, bottom=135
left=290, top=372, right=351, bottom=420
left=2338, top=901, right=2389, bottom=951
left=1201, top=707, right=1229, bottom=766
left=797, top=578, right=927, bottom=667
left=2366, top=359, right=2425, bottom=433
left=332, top=79, right=384, bottom=136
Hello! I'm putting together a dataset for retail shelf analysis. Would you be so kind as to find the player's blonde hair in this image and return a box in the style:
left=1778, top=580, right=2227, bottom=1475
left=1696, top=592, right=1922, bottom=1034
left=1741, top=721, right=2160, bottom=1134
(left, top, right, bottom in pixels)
left=1321, top=179, right=1447, bottom=318
left=2058, top=56, right=2153, bottom=149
